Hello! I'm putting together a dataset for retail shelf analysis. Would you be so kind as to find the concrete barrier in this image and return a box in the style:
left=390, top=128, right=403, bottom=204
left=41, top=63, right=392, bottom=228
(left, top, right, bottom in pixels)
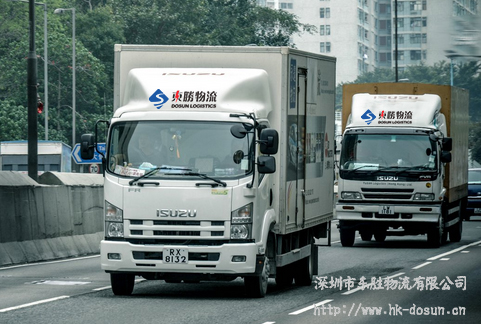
left=0, top=171, right=104, bottom=267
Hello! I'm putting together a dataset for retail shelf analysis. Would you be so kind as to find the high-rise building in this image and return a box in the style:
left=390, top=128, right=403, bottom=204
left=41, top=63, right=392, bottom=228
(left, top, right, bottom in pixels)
left=265, top=0, right=479, bottom=84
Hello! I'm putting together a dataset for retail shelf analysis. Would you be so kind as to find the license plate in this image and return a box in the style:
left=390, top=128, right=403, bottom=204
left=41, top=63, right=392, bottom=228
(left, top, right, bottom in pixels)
left=163, top=248, right=188, bottom=263
left=475, top=208, right=481, bottom=214
left=379, top=206, right=394, bottom=215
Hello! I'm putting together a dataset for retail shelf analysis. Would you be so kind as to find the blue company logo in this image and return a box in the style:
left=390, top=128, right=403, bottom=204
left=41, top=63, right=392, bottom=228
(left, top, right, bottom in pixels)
left=361, top=109, right=376, bottom=125
left=149, top=89, right=169, bottom=109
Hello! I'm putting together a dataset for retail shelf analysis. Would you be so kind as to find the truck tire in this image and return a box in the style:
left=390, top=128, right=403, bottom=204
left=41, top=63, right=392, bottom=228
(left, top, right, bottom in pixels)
left=340, top=229, right=355, bottom=247
left=275, top=264, right=293, bottom=287
left=360, top=231, right=373, bottom=241
left=427, top=216, right=445, bottom=248
left=374, top=231, right=386, bottom=243
left=294, top=255, right=313, bottom=286
left=245, top=256, right=270, bottom=298
left=449, top=219, right=463, bottom=242
left=111, top=273, right=135, bottom=296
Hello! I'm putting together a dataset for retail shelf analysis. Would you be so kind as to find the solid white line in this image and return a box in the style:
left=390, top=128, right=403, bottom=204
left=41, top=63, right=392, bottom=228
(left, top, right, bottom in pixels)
left=0, top=296, right=70, bottom=313
left=0, top=255, right=100, bottom=271
left=92, top=286, right=111, bottom=291
left=427, top=240, right=481, bottom=261
left=440, top=258, right=450, bottom=261
left=412, top=262, right=432, bottom=269
left=261, top=322, right=276, bottom=324
left=289, top=299, right=334, bottom=315
left=461, top=251, right=470, bottom=253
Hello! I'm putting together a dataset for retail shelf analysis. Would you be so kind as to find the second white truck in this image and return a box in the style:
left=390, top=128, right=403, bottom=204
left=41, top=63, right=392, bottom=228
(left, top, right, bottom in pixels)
left=337, top=83, right=468, bottom=247
left=81, top=45, right=336, bottom=297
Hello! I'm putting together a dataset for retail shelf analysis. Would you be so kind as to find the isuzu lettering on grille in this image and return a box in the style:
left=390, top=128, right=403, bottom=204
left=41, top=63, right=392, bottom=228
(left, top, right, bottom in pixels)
left=376, top=176, right=399, bottom=181
left=157, top=209, right=197, bottom=217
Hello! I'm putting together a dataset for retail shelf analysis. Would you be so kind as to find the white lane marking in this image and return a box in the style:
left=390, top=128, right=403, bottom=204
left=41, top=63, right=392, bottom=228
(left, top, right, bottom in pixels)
left=427, top=240, right=481, bottom=261
left=461, top=251, right=470, bottom=253
left=261, top=322, right=276, bottom=324
left=289, top=299, right=334, bottom=315
left=342, top=272, right=405, bottom=295
left=32, top=280, right=91, bottom=286
left=92, top=286, right=111, bottom=291
left=440, top=258, right=450, bottom=261
left=0, top=255, right=100, bottom=271
left=412, top=262, right=432, bottom=269
left=0, top=296, right=70, bottom=313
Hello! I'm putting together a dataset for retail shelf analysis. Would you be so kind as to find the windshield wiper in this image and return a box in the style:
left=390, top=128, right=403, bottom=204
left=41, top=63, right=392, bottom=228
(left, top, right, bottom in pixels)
left=170, top=172, right=227, bottom=187
left=367, top=165, right=432, bottom=175
left=346, top=164, right=379, bottom=174
left=129, top=166, right=192, bottom=186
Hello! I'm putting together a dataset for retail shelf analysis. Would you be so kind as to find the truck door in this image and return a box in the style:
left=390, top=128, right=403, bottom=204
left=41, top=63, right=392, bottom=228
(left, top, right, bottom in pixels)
left=296, top=68, right=307, bottom=227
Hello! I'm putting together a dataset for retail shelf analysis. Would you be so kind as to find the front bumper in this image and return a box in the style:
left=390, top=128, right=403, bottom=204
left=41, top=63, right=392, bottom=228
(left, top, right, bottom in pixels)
left=466, top=197, right=481, bottom=216
left=336, top=202, right=441, bottom=222
left=101, top=240, right=259, bottom=275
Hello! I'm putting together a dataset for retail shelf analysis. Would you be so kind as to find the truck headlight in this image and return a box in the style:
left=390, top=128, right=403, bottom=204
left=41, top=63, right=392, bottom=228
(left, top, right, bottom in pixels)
left=341, top=192, right=362, bottom=200
left=413, top=193, right=435, bottom=201
left=231, top=203, right=253, bottom=240
left=105, top=201, right=123, bottom=238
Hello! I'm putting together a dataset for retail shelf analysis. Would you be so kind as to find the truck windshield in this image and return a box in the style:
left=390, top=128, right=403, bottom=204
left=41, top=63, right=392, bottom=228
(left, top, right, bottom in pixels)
left=107, top=121, right=253, bottom=179
left=340, top=133, right=437, bottom=172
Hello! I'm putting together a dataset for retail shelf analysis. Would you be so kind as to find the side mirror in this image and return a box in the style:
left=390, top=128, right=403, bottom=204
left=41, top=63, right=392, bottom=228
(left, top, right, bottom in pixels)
left=442, top=137, right=452, bottom=152
left=80, top=134, right=95, bottom=160
left=258, top=156, right=276, bottom=174
left=259, top=128, right=279, bottom=155
left=441, top=151, right=452, bottom=163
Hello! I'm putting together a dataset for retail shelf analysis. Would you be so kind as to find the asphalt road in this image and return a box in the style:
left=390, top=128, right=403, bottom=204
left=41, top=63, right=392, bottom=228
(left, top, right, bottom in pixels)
left=1, top=218, right=481, bottom=324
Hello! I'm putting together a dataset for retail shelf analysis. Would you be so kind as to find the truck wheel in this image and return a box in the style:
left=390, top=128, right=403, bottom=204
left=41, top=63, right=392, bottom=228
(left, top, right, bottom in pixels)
left=360, top=231, right=373, bottom=241
left=449, top=219, right=463, bottom=242
left=340, top=229, right=355, bottom=247
left=275, top=264, right=293, bottom=287
left=294, top=255, right=313, bottom=286
left=427, top=216, right=444, bottom=248
left=245, top=256, right=270, bottom=298
left=110, top=273, right=135, bottom=296
left=374, top=231, right=386, bottom=242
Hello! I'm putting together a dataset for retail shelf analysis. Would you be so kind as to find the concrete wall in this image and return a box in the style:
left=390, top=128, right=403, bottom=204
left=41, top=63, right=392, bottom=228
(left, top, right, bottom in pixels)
left=0, top=171, right=104, bottom=267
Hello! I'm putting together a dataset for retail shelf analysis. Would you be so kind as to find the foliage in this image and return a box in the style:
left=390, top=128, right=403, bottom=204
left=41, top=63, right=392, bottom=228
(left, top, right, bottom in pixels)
left=0, top=0, right=311, bottom=147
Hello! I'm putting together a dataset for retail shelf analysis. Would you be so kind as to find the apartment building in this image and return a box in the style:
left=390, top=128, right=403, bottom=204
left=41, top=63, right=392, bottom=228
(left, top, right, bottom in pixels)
left=264, top=0, right=479, bottom=84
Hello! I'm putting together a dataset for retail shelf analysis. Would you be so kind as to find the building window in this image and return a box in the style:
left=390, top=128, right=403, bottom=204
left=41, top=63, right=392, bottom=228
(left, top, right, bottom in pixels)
left=410, top=50, right=422, bottom=60
left=397, top=1, right=404, bottom=12
left=320, top=8, right=325, bottom=18
left=397, top=35, right=404, bottom=44
left=326, top=42, right=331, bottom=52
left=422, top=33, right=427, bottom=43
left=395, top=17, right=404, bottom=28
left=410, top=17, right=422, bottom=27
left=320, top=25, right=331, bottom=36
left=410, top=1, right=422, bottom=11
left=410, top=33, right=422, bottom=44
left=422, top=0, right=427, bottom=10
left=320, top=42, right=325, bottom=53
left=280, top=2, right=293, bottom=9
left=422, top=17, right=427, bottom=27
left=394, top=50, right=404, bottom=60
left=326, top=8, right=331, bottom=18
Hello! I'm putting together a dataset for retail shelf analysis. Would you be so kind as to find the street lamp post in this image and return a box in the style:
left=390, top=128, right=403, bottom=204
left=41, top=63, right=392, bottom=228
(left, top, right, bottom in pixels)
left=54, top=7, right=75, bottom=149
left=8, top=0, right=48, bottom=140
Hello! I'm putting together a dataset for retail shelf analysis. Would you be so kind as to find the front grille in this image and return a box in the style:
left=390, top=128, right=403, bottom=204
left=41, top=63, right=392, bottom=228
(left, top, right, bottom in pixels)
left=128, top=219, right=227, bottom=239
left=361, top=188, right=414, bottom=200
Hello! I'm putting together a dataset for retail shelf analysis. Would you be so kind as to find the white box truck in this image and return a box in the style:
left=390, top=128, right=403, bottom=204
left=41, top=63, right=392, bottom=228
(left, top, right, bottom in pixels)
left=337, top=83, right=468, bottom=247
left=81, top=45, right=336, bottom=297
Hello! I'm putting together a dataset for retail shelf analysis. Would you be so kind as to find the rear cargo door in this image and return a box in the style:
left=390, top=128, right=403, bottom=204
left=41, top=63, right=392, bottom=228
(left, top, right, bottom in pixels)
left=286, top=66, right=307, bottom=229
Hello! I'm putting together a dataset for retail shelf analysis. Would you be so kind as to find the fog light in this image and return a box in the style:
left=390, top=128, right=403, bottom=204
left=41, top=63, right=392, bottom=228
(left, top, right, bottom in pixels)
left=232, top=255, right=246, bottom=262
left=108, top=253, right=121, bottom=260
